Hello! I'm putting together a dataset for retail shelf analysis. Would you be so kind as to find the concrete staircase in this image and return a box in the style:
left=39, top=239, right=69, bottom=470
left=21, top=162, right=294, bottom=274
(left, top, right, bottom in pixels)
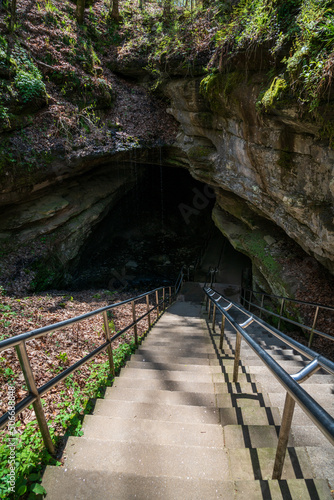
left=42, top=288, right=334, bottom=499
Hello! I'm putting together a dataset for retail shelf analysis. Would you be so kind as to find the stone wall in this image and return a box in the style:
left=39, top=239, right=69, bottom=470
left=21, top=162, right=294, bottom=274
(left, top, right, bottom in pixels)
left=163, top=75, right=334, bottom=289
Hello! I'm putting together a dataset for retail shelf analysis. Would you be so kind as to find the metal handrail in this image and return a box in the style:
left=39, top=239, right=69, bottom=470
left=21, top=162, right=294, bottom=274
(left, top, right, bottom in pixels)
left=242, top=286, right=334, bottom=311
left=204, top=286, right=334, bottom=480
left=0, top=266, right=188, bottom=454
left=241, top=286, right=334, bottom=347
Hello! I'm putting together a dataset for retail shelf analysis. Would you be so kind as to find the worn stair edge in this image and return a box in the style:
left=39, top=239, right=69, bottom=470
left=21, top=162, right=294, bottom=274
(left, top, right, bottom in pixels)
left=42, top=468, right=333, bottom=500
left=135, top=348, right=218, bottom=359
left=223, top=424, right=295, bottom=448
left=124, top=360, right=287, bottom=376
left=118, top=367, right=260, bottom=384
left=81, top=415, right=225, bottom=447
left=125, top=360, right=223, bottom=373
left=228, top=446, right=314, bottom=481
left=63, top=436, right=230, bottom=480
left=110, top=379, right=265, bottom=406
left=220, top=406, right=281, bottom=426
left=112, top=377, right=230, bottom=395
left=130, top=353, right=221, bottom=365
left=92, top=400, right=221, bottom=424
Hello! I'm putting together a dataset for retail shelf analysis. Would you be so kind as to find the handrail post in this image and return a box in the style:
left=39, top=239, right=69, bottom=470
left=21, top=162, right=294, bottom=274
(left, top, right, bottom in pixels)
left=212, top=304, right=216, bottom=332
left=156, top=290, right=159, bottom=317
left=208, top=299, right=211, bottom=319
left=272, top=392, right=296, bottom=479
left=233, top=331, right=242, bottom=383
left=278, top=298, right=285, bottom=330
left=162, top=288, right=166, bottom=311
left=241, top=287, right=245, bottom=307
left=259, top=294, right=264, bottom=319
left=103, top=311, right=115, bottom=377
left=308, top=306, right=319, bottom=348
left=131, top=300, right=138, bottom=346
left=16, top=342, right=55, bottom=455
left=169, top=286, right=172, bottom=305
left=248, top=290, right=252, bottom=311
left=146, top=294, right=151, bottom=329
left=219, top=316, right=225, bottom=350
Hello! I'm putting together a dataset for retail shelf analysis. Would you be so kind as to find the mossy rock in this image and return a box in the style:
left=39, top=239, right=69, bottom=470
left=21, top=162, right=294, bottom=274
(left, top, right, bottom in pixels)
left=0, top=113, right=34, bottom=133
left=200, top=71, right=244, bottom=113
left=187, top=144, right=214, bottom=160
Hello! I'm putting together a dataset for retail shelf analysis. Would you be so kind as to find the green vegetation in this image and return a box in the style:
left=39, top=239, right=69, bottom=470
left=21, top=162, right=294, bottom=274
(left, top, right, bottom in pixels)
left=0, top=338, right=139, bottom=499
left=242, top=231, right=281, bottom=279
left=214, top=0, right=334, bottom=116
left=200, top=71, right=244, bottom=111
left=259, top=77, right=288, bottom=111
left=14, top=70, right=46, bottom=104
left=0, top=41, right=46, bottom=111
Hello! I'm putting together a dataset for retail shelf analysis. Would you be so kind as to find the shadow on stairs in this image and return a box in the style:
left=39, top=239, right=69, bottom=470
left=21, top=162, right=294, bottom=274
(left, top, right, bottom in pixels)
left=42, top=290, right=334, bottom=499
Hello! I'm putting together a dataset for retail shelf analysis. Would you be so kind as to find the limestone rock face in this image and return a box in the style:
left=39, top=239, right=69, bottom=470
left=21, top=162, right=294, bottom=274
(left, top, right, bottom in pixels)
left=0, top=152, right=146, bottom=291
left=164, top=76, right=334, bottom=274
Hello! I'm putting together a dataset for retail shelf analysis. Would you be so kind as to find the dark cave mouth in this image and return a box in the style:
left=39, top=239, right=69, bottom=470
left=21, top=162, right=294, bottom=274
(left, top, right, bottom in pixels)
left=69, top=164, right=250, bottom=291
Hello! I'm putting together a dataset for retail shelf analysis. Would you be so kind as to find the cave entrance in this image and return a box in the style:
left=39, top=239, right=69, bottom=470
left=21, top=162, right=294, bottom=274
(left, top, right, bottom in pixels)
left=71, top=164, right=250, bottom=291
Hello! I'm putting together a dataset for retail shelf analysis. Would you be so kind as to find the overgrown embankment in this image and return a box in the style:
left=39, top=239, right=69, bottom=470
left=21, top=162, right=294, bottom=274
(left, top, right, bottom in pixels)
left=0, top=287, right=158, bottom=498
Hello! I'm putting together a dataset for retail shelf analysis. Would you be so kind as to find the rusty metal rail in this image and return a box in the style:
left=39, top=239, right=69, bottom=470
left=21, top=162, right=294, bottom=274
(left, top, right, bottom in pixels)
left=0, top=267, right=188, bottom=454
left=204, top=286, right=334, bottom=480
left=241, top=287, right=334, bottom=348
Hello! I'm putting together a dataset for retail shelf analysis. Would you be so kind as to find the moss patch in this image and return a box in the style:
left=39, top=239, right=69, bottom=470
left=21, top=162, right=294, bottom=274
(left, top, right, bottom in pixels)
left=199, top=72, right=244, bottom=113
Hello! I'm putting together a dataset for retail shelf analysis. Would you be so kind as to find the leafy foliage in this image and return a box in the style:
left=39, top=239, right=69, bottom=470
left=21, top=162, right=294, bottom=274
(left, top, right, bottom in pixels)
left=14, top=70, right=46, bottom=104
left=0, top=338, right=139, bottom=499
left=212, top=0, right=334, bottom=116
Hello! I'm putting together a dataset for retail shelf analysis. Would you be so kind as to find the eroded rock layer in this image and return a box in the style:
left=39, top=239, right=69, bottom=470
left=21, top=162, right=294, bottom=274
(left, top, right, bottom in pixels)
left=164, top=76, right=334, bottom=274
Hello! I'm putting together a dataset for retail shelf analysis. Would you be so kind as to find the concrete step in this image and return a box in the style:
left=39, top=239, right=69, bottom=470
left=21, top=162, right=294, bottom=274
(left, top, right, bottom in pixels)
left=42, top=468, right=333, bottom=499
left=42, top=468, right=233, bottom=499
left=266, top=394, right=334, bottom=426
left=109, top=379, right=264, bottom=406
left=291, top=425, right=334, bottom=448
left=135, top=346, right=215, bottom=356
left=82, top=415, right=224, bottom=447
left=253, top=373, right=334, bottom=389
left=63, top=436, right=230, bottom=480
left=93, top=400, right=221, bottom=424
left=228, top=446, right=314, bottom=480
left=236, top=355, right=307, bottom=365
left=217, top=336, right=307, bottom=358
left=136, top=347, right=218, bottom=359
left=306, top=446, right=334, bottom=492
left=223, top=424, right=294, bottom=448
left=103, top=387, right=218, bottom=406
left=112, top=376, right=219, bottom=394
left=119, top=366, right=223, bottom=383
left=243, top=366, right=333, bottom=380
left=125, top=360, right=223, bottom=373
left=119, top=366, right=257, bottom=384
left=124, top=361, right=256, bottom=376
left=104, top=379, right=265, bottom=407
left=141, top=340, right=213, bottom=348
left=257, top=380, right=334, bottom=395
left=220, top=406, right=281, bottom=426
left=131, top=353, right=221, bottom=366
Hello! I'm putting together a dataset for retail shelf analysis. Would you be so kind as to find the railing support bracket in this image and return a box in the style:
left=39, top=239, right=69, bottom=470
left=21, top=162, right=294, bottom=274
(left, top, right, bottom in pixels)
left=16, top=343, right=55, bottom=456
left=272, top=392, right=295, bottom=479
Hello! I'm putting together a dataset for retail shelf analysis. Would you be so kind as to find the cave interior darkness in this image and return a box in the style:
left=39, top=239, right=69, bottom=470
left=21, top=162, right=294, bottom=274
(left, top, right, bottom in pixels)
left=71, top=164, right=251, bottom=290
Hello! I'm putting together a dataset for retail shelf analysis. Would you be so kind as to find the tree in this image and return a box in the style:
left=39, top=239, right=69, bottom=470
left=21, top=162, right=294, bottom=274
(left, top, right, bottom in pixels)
left=76, top=0, right=85, bottom=24
left=10, top=0, right=16, bottom=31
left=110, top=0, right=121, bottom=22
left=163, top=0, right=171, bottom=20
